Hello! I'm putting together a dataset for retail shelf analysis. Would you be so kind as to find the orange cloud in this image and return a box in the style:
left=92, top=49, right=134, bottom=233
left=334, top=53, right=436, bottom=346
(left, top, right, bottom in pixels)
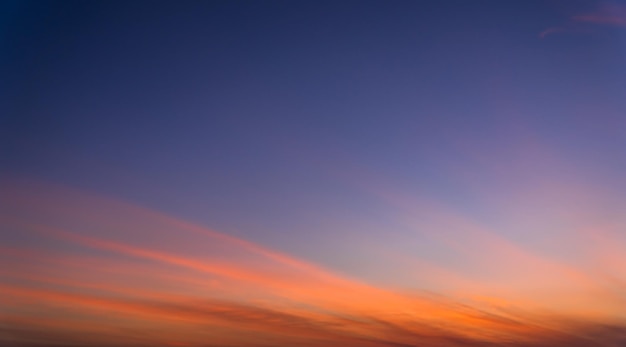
left=2, top=178, right=626, bottom=347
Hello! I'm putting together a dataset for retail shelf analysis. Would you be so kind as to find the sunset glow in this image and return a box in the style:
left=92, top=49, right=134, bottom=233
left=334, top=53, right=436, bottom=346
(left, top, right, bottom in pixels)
left=3, top=1, right=626, bottom=346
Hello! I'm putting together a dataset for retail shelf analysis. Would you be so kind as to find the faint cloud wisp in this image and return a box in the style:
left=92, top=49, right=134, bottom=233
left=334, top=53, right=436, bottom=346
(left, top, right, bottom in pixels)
left=541, top=2, right=626, bottom=38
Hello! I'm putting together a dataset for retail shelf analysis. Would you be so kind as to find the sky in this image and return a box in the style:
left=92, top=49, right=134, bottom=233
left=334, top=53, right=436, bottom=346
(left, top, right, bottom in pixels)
left=2, top=0, right=626, bottom=346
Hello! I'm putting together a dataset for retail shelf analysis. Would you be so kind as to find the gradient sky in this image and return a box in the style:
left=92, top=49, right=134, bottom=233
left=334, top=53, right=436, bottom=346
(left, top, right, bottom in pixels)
left=2, top=1, right=626, bottom=346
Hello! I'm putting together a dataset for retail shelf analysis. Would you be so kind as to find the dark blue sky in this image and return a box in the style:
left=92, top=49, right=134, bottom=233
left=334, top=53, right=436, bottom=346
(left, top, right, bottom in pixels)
left=3, top=0, right=626, bottom=277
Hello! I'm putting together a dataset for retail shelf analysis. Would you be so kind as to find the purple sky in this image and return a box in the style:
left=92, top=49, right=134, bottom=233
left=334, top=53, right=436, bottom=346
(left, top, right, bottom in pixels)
left=2, top=1, right=626, bottom=346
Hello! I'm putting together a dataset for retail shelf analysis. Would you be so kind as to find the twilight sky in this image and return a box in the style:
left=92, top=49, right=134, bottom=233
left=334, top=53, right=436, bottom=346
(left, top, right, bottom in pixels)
left=2, top=1, right=626, bottom=346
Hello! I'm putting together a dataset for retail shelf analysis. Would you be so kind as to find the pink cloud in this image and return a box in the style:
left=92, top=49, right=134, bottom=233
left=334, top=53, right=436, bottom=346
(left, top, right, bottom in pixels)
left=541, top=2, right=626, bottom=38
left=3, top=179, right=626, bottom=346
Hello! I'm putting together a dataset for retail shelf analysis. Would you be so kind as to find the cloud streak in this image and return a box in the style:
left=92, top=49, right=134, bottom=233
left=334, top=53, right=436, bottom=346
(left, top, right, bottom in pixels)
left=1, top=179, right=626, bottom=346
left=541, top=2, right=626, bottom=38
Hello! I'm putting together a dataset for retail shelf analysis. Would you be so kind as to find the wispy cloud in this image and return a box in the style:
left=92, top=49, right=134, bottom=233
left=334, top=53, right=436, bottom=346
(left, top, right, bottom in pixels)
left=541, top=2, right=626, bottom=38
left=2, top=178, right=626, bottom=346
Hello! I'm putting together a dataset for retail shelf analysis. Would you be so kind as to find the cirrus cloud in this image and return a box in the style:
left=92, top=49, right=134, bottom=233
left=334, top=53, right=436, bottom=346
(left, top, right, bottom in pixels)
left=541, top=1, right=626, bottom=38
